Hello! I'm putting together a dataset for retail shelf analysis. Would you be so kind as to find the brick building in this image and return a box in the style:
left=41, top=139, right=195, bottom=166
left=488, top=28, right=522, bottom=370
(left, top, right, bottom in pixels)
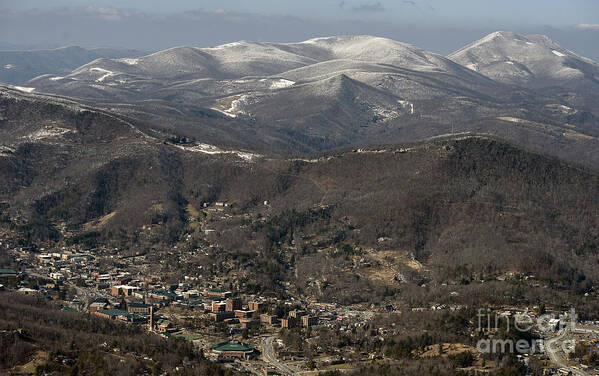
left=209, top=311, right=235, bottom=322
left=205, top=289, right=232, bottom=299
left=260, top=314, right=278, bottom=325
left=226, top=298, right=243, bottom=312
left=281, top=317, right=297, bottom=329
left=127, top=302, right=152, bottom=315
left=248, top=301, right=264, bottom=311
left=235, top=310, right=255, bottom=319
left=211, top=301, right=227, bottom=312
left=110, top=285, right=139, bottom=297
left=240, top=319, right=260, bottom=329
left=302, top=315, right=318, bottom=327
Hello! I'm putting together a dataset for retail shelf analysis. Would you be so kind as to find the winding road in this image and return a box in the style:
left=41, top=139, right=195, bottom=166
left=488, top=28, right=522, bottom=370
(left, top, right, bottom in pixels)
left=545, top=326, right=587, bottom=376
left=261, top=336, right=300, bottom=376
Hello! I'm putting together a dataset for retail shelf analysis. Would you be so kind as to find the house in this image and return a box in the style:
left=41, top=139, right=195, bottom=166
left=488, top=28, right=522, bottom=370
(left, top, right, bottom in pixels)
left=49, top=272, right=65, bottom=281
left=133, top=290, right=147, bottom=300
left=17, top=287, right=38, bottom=296
left=154, top=319, right=175, bottom=333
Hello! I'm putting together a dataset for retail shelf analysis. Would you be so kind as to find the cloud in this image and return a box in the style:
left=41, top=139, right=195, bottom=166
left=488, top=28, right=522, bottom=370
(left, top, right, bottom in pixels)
left=576, top=24, right=599, bottom=31
left=402, top=1, right=436, bottom=12
left=339, top=1, right=347, bottom=9
left=84, top=6, right=128, bottom=21
left=353, top=2, right=386, bottom=12
left=0, top=6, right=597, bottom=61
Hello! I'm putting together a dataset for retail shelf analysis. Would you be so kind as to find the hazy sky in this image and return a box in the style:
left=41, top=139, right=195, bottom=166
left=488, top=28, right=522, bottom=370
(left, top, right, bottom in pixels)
left=1, top=0, right=598, bottom=59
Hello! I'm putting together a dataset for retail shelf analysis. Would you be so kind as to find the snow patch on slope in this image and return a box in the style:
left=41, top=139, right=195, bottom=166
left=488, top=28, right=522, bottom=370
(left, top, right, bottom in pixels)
left=0, top=146, right=15, bottom=157
left=173, top=142, right=260, bottom=161
left=13, top=86, right=35, bottom=93
left=90, top=67, right=115, bottom=82
left=552, top=50, right=566, bottom=57
left=118, top=58, right=139, bottom=65
left=22, top=125, right=74, bottom=140
left=398, top=100, right=414, bottom=114
left=269, top=79, right=295, bottom=89
left=211, top=94, right=254, bottom=118
left=497, top=117, right=525, bottom=123
left=466, top=63, right=478, bottom=71
left=208, top=41, right=245, bottom=50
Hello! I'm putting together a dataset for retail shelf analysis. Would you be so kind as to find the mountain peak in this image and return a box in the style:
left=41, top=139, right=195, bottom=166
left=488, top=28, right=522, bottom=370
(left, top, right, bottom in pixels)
left=483, top=30, right=521, bottom=40
left=448, top=31, right=599, bottom=88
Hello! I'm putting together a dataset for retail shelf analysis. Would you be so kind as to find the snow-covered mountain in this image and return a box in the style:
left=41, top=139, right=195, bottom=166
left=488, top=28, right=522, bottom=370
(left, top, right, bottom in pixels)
left=448, top=31, right=599, bottom=90
left=32, top=36, right=484, bottom=83
left=27, top=35, right=503, bottom=114
left=0, top=46, right=144, bottom=85
left=22, top=34, right=599, bottom=154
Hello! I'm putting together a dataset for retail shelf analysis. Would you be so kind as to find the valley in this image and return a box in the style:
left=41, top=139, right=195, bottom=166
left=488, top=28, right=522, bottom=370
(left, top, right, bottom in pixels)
left=1, top=29, right=599, bottom=375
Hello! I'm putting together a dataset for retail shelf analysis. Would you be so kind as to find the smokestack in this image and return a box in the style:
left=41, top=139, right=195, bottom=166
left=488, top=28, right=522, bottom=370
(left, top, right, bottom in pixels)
left=149, top=306, right=154, bottom=331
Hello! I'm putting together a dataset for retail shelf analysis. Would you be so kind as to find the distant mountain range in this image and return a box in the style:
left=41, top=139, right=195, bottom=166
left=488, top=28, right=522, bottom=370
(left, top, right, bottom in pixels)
left=1, top=32, right=598, bottom=165
left=0, top=46, right=145, bottom=85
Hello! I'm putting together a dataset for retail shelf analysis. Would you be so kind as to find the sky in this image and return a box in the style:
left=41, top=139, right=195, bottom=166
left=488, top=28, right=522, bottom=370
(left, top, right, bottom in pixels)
left=0, top=0, right=598, bottom=59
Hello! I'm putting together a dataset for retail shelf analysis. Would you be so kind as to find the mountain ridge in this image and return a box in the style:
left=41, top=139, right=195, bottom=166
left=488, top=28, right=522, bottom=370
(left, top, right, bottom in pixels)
left=2, top=89, right=599, bottom=296
left=5, top=33, right=596, bottom=166
left=0, top=45, right=145, bottom=85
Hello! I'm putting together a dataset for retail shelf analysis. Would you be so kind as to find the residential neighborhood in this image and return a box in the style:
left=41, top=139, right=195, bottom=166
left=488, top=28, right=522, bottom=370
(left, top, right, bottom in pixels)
left=4, top=234, right=599, bottom=375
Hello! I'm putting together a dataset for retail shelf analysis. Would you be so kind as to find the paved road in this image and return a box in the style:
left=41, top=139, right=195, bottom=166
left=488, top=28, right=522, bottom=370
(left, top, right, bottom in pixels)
left=261, top=336, right=299, bottom=376
left=545, top=326, right=587, bottom=376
